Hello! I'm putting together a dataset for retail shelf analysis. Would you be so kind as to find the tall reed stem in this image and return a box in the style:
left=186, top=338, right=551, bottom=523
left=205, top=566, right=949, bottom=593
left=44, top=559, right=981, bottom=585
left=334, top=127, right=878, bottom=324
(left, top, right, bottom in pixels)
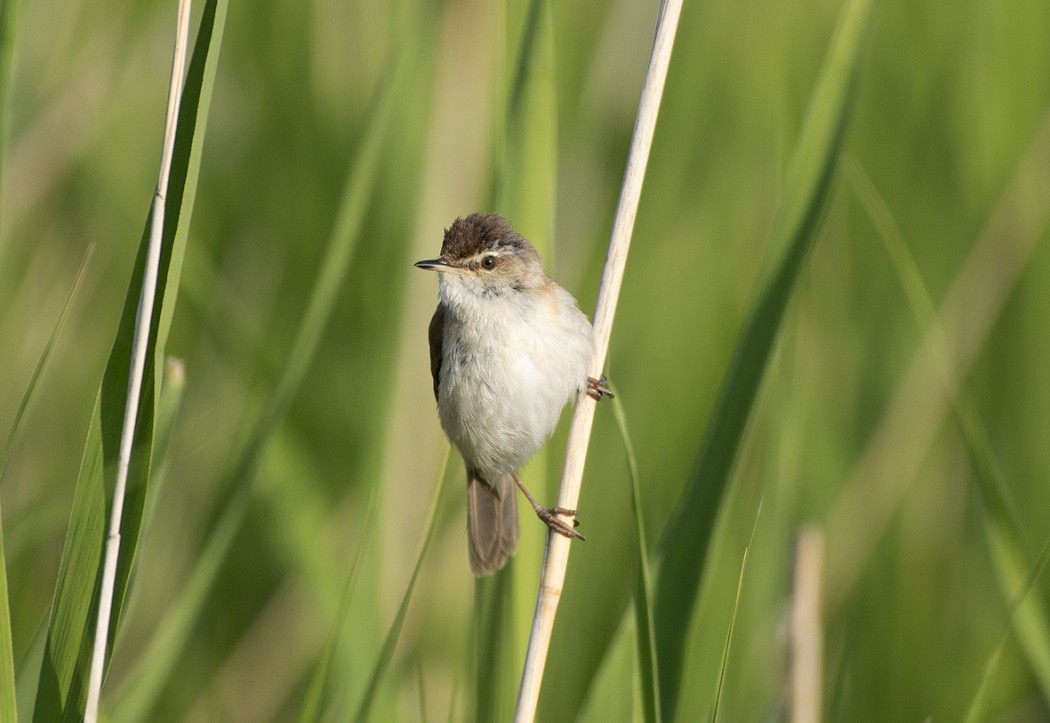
left=513, top=1, right=683, bottom=719
left=84, top=2, right=192, bottom=720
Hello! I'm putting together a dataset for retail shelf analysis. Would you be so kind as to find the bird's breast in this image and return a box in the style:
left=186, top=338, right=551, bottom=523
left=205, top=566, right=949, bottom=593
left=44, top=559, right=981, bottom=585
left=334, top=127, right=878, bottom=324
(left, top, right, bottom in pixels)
left=436, top=291, right=592, bottom=476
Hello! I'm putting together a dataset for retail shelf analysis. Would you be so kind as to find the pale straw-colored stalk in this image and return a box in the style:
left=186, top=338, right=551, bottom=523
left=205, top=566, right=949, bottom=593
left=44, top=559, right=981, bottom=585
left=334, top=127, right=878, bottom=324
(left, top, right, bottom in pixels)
left=513, top=0, right=683, bottom=719
left=84, top=2, right=192, bottom=721
left=790, top=528, right=824, bottom=723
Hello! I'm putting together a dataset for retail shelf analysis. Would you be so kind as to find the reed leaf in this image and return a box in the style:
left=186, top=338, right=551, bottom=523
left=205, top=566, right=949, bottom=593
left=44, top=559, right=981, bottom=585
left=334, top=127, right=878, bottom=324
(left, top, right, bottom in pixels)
left=846, top=157, right=1050, bottom=703
left=107, top=40, right=405, bottom=723
left=652, top=0, right=873, bottom=716
left=297, top=487, right=380, bottom=723
left=0, top=247, right=92, bottom=720
left=351, top=456, right=449, bottom=723
left=0, top=522, right=14, bottom=723
left=30, top=1, right=228, bottom=717
left=610, top=393, right=660, bottom=723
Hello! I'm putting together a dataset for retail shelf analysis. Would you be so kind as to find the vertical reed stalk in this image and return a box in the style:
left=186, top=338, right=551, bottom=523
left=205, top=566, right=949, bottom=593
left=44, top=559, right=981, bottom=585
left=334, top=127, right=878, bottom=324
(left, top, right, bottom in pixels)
left=83, top=2, right=192, bottom=720
left=513, top=1, right=683, bottom=719
left=791, top=528, right=824, bottom=723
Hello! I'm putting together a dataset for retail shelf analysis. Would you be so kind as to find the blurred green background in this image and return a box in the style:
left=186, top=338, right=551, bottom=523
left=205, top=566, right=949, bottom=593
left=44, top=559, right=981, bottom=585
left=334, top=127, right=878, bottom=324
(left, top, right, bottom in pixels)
left=2, top=0, right=1050, bottom=720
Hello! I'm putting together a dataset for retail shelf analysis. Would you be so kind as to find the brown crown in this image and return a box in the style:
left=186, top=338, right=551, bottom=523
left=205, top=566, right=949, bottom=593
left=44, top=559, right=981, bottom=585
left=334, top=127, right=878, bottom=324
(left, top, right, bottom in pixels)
left=441, top=212, right=531, bottom=259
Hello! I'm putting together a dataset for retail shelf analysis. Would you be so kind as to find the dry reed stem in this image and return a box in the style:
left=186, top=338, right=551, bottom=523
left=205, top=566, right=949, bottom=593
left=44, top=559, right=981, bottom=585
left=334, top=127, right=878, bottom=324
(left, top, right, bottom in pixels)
left=513, top=1, right=683, bottom=720
left=84, top=2, right=192, bottom=721
left=791, top=528, right=824, bottom=723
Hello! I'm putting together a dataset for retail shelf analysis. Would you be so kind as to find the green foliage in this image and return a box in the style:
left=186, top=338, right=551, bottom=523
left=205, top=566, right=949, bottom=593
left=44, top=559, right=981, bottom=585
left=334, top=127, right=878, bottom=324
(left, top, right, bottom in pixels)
left=610, top=393, right=660, bottom=723
left=0, top=0, right=21, bottom=190
left=0, top=525, right=13, bottom=723
left=25, top=1, right=226, bottom=719
left=654, top=0, right=872, bottom=716
left=0, top=247, right=91, bottom=721
left=2, top=0, right=1050, bottom=720
left=352, top=463, right=448, bottom=723
left=847, top=157, right=1050, bottom=701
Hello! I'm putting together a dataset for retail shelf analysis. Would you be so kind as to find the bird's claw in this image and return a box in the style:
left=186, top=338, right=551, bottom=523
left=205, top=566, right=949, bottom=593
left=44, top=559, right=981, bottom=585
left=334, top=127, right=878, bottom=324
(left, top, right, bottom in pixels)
left=587, top=375, right=614, bottom=401
left=536, top=506, right=586, bottom=541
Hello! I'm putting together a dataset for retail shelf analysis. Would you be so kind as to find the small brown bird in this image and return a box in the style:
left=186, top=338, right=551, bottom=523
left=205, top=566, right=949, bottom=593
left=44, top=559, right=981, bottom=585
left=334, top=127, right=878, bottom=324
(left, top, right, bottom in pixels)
left=415, top=213, right=610, bottom=575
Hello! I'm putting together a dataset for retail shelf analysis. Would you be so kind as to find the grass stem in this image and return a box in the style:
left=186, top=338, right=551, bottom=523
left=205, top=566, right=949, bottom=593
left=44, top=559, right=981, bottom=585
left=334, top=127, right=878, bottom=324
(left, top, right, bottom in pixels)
left=513, top=1, right=683, bottom=719
left=83, top=2, right=192, bottom=720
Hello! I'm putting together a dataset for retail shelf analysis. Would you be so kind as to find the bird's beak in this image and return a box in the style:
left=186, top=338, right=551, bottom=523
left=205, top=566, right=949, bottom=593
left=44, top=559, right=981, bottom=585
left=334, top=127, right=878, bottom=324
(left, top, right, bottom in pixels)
left=414, top=258, right=452, bottom=271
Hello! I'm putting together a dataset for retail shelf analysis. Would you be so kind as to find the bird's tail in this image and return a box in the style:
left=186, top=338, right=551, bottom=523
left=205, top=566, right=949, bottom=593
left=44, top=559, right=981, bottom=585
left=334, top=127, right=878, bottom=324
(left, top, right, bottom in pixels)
left=466, top=471, right=518, bottom=576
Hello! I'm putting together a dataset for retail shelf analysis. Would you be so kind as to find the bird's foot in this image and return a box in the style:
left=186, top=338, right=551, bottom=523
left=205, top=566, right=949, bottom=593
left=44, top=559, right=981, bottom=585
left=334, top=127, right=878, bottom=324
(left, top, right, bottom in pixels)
left=587, top=375, right=614, bottom=401
left=512, top=474, right=586, bottom=541
left=535, top=505, right=586, bottom=541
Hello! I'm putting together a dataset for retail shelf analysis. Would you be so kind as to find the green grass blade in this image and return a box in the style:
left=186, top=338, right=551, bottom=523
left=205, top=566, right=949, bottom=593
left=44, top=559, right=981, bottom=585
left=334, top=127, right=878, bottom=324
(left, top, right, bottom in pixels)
left=473, top=570, right=517, bottom=723
left=0, top=246, right=92, bottom=722
left=416, top=660, right=428, bottom=723
left=963, top=637, right=1005, bottom=723
left=847, top=158, right=1050, bottom=703
left=30, top=0, right=228, bottom=718
left=0, top=246, right=93, bottom=483
left=963, top=537, right=1050, bottom=723
left=710, top=548, right=747, bottom=723
left=710, top=504, right=761, bottom=723
left=0, top=510, right=15, bottom=723
left=495, top=0, right=557, bottom=248
left=143, top=358, right=187, bottom=534
left=0, top=0, right=21, bottom=209
left=298, top=487, right=381, bottom=723
left=609, top=392, right=660, bottom=723
left=106, top=479, right=242, bottom=722
left=651, top=0, right=873, bottom=717
left=844, top=159, right=1026, bottom=536
left=15, top=620, right=45, bottom=722
left=211, top=36, right=398, bottom=516
left=984, top=519, right=1050, bottom=703
left=109, top=39, right=404, bottom=722
left=350, top=456, right=450, bottom=723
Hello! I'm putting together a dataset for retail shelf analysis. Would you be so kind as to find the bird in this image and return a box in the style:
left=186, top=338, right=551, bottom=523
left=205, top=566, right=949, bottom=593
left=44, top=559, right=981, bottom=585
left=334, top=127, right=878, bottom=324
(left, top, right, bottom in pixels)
left=415, top=212, right=611, bottom=575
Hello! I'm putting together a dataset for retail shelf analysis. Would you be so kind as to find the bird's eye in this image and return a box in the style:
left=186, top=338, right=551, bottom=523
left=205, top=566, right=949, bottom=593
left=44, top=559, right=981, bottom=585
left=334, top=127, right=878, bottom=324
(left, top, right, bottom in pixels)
left=481, top=255, right=497, bottom=269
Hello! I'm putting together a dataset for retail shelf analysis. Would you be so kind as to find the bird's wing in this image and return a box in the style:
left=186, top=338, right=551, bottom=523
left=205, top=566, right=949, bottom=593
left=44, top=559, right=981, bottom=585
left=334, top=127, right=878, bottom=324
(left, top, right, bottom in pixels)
left=427, top=303, right=446, bottom=401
